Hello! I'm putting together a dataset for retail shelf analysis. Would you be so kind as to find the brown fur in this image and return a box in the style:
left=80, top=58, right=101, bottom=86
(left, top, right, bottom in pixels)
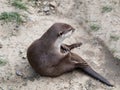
left=27, top=23, right=113, bottom=86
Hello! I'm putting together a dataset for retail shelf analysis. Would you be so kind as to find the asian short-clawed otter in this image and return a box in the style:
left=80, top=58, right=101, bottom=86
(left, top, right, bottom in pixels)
left=27, top=23, right=113, bottom=87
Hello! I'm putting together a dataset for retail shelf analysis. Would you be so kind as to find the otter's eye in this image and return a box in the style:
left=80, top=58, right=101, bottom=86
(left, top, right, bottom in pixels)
left=58, top=31, right=63, bottom=36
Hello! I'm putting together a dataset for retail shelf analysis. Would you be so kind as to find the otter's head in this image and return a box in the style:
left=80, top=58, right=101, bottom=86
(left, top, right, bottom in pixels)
left=48, top=23, right=75, bottom=47
left=49, top=23, right=75, bottom=40
left=41, top=23, right=75, bottom=48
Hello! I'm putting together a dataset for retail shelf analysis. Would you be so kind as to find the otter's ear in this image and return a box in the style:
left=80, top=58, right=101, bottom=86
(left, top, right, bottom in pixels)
left=58, top=31, right=63, bottom=36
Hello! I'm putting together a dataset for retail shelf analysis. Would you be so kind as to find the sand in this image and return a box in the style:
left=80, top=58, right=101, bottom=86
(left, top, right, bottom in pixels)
left=0, top=0, right=120, bottom=90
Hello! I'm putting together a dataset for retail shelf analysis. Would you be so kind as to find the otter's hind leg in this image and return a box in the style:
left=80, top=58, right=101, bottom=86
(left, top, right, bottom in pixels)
left=45, top=63, right=75, bottom=77
left=44, top=52, right=88, bottom=77
left=45, top=52, right=88, bottom=77
left=44, top=54, right=76, bottom=77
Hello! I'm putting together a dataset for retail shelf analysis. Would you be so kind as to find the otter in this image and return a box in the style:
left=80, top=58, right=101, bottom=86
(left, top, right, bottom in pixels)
left=27, top=23, right=113, bottom=86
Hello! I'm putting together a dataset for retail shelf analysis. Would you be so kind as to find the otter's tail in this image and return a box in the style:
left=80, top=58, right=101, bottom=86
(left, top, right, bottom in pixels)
left=82, top=67, right=113, bottom=87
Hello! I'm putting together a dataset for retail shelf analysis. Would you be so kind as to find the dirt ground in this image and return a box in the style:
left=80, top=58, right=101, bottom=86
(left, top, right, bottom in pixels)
left=0, top=0, right=120, bottom=90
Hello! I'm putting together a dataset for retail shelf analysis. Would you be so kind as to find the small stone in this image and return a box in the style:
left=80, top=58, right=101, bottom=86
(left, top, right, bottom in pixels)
left=16, top=25, right=19, bottom=28
left=43, top=1, right=49, bottom=5
left=52, top=10, right=56, bottom=14
left=22, top=56, right=26, bottom=59
left=36, top=1, right=41, bottom=6
left=50, top=6, right=55, bottom=10
left=37, top=9, right=42, bottom=13
left=43, top=6, right=50, bottom=12
left=16, top=70, right=23, bottom=76
left=38, top=1, right=41, bottom=4
left=19, top=50, right=23, bottom=55
left=45, top=11, right=50, bottom=15
left=49, top=1, right=57, bottom=8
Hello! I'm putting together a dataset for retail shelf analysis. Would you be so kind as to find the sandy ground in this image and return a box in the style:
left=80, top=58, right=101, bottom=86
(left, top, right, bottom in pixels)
left=0, top=0, right=120, bottom=90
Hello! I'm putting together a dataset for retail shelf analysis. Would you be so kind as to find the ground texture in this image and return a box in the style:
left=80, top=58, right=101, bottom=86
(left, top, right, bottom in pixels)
left=0, top=0, right=120, bottom=90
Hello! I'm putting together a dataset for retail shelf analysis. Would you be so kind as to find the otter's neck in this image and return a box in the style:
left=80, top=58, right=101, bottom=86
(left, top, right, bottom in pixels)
left=40, top=30, right=57, bottom=46
left=54, top=36, right=65, bottom=54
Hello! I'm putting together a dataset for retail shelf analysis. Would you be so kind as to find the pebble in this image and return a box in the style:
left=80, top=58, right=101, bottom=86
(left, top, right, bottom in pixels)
left=22, top=56, right=26, bottom=59
left=49, top=1, right=57, bottom=8
left=35, top=1, right=41, bottom=6
left=43, top=6, right=50, bottom=12
left=43, top=1, right=49, bottom=5
left=16, top=70, right=23, bottom=76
